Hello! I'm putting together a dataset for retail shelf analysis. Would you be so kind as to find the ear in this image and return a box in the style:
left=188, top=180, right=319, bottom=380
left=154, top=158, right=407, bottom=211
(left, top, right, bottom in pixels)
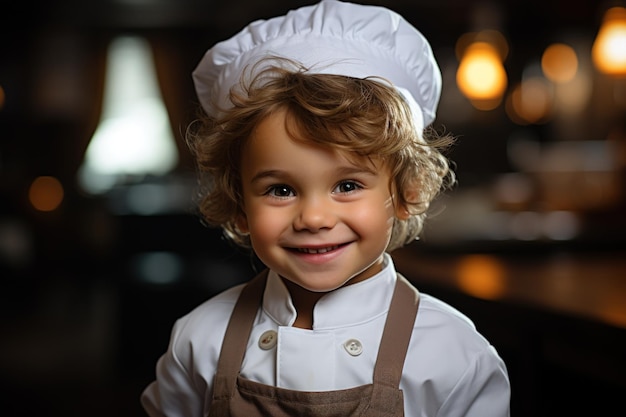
left=395, top=202, right=411, bottom=220
left=395, top=186, right=418, bottom=220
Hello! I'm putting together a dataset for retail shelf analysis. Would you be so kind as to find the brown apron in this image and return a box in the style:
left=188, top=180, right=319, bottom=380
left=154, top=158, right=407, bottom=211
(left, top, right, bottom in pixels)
left=208, top=270, right=420, bottom=417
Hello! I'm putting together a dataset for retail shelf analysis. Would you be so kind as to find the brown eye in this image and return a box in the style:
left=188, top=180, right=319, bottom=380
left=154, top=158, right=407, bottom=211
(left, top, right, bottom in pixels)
left=334, top=181, right=361, bottom=194
left=267, top=185, right=294, bottom=197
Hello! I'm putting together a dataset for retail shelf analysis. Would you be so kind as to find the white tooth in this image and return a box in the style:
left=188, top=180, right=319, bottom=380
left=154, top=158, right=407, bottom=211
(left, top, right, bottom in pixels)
left=298, top=246, right=338, bottom=254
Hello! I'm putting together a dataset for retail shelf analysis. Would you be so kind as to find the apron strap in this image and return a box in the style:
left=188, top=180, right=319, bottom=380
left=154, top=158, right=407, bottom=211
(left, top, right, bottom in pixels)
left=212, top=270, right=268, bottom=400
left=372, top=274, right=420, bottom=388
left=212, top=270, right=419, bottom=399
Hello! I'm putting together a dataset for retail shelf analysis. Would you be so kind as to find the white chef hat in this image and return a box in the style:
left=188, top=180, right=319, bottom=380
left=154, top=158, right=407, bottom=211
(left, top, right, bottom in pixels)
left=192, top=0, right=442, bottom=133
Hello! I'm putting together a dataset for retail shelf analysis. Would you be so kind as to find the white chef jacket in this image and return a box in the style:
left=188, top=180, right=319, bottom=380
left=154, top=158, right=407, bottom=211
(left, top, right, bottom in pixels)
left=141, top=254, right=511, bottom=417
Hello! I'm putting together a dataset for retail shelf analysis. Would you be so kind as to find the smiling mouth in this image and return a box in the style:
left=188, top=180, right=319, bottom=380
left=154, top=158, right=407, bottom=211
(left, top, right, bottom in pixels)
left=294, top=245, right=341, bottom=254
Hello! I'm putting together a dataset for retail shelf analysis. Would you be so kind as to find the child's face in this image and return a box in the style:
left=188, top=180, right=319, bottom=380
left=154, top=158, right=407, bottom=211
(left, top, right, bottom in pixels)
left=237, top=109, right=408, bottom=292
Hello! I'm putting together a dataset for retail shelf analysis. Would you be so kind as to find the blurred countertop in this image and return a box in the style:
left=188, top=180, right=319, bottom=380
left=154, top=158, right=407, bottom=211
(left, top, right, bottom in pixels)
left=392, top=245, right=626, bottom=330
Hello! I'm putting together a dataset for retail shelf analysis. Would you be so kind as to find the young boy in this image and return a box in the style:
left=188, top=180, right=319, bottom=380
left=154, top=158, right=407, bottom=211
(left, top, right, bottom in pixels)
left=141, top=1, right=511, bottom=416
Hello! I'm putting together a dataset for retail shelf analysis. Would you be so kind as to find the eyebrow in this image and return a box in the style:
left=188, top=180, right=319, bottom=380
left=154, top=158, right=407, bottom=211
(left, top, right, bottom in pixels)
left=249, top=165, right=378, bottom=184
left=249, top=170, right=285, bottom=184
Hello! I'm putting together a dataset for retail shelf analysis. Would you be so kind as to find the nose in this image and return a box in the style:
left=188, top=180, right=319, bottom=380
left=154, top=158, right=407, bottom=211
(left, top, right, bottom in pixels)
left=293, top=196, right=337, bottom=232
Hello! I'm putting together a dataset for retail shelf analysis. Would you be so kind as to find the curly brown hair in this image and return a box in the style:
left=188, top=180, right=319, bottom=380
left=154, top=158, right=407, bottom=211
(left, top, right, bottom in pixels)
left=187, top=57, right=455, bottom=251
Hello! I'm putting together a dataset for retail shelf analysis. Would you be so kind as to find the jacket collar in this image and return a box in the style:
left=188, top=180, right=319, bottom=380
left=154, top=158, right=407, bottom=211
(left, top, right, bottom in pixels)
left=262, top=253, right=398, bottom=329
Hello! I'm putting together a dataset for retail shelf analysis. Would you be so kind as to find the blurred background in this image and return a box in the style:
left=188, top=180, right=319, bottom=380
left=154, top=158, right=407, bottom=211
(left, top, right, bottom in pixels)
left=1, top=0, right=625, bottom=415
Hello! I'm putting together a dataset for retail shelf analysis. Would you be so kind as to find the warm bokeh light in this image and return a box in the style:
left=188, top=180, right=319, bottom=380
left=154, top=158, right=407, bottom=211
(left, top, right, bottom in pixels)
left=542, top=43, right=578, bottom=83
left=29, top=176, right=64, bottom=212
left=456, top=255, right=507, bottom=300
left=592, top=6, right=626, bottom=76
left=506, top=78, right=553, bottom=124
left=456, top=41, right=508, bottom=110
left=553, top=67, right=593, bottom=117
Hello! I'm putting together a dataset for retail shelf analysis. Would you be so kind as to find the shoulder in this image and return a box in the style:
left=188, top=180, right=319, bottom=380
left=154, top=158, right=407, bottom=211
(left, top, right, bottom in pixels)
left=403, top=292, right=510, bottom=414
left=168, top=283, right=247, bottom=354
left=167, top=270, right=269, bottom=363
left=176, top=283, right=245, bottom=329
left=410, top=291, right=506, bottom=375
left=416, top=293, right=484, bottom=343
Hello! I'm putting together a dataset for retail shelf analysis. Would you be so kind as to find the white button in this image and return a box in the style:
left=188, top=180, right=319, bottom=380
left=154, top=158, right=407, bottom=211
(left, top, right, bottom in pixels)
left=343, top=339, right=363, bottom=356
left=258, top=330, right=277, bottom=350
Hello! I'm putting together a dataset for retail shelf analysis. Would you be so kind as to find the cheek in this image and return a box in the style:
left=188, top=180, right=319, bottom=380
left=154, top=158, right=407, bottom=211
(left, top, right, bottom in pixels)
left=247, top=207, right=288, bottom=242
left=347, top=202, right=395, bottom=235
